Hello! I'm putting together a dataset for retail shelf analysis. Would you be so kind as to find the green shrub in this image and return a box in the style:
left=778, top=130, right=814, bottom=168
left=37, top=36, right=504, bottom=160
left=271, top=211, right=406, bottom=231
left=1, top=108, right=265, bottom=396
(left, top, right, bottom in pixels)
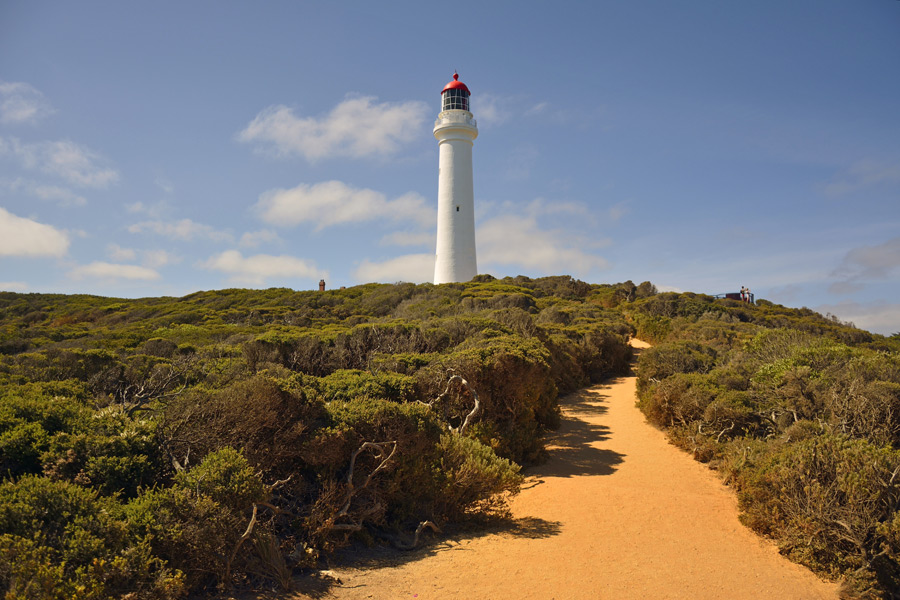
left=732, top=432, right=900, bottom=591
left=320, top=369, right=418, bottom=403
left=417, top=335, right=557, bottom=463
left=126, top=448, right=266, bottom=592
left=173, top=447, right=266, bottom=513
left=638, top=372, right=720, bottom=429
left=0, top=477, right=184, bottom=599
left=41, top=409, right=160, bottom=498
left=1, top=422, right=49, bottom=477
left=162, top=376, right=325, bottom=480
left=437, top=433, right=522, bottom=518
left=322, top=398, right=444, bottom=519
left=635, top=341, right=716, bottom=396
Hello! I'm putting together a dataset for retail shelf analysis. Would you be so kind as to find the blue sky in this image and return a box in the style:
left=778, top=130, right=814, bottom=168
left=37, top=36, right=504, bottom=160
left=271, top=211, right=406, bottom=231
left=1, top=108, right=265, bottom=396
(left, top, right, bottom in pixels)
left=1, top=1, right=898, bottom=334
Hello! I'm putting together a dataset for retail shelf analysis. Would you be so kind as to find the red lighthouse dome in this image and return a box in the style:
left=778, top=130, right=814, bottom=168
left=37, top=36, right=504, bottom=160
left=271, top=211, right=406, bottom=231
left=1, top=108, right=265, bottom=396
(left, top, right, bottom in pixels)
left=441, top=72, right=470, bottom=111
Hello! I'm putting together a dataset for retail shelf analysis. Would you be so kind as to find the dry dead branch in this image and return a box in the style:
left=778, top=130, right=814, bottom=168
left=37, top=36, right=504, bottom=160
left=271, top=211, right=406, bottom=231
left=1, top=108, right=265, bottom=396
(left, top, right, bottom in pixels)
left=321, top=440, right=398, bottom=534
left=397, top=520, right=442, bottom=550
left=225, top=503, right=259, bottom=588
left=426, top=371, right=482, bottom=435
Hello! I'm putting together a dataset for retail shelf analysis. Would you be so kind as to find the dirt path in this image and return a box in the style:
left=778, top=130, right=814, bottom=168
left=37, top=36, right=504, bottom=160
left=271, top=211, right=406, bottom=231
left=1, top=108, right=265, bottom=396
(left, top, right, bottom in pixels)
left=295, top=340, right=839, bottom=600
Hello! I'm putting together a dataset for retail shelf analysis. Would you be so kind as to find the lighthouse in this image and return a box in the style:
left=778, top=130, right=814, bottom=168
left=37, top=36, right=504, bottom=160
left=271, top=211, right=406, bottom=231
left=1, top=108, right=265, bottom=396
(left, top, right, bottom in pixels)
left=433, top=72, right=478, bottom=284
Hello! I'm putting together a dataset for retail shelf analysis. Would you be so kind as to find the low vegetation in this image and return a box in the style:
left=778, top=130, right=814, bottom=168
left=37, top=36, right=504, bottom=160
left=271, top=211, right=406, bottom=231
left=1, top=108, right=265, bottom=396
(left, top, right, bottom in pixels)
left=6, top=278, right=898, bottom=598
left=0, top=275, right=634, bottom=598
left=631, top=292, right=900, bottom=598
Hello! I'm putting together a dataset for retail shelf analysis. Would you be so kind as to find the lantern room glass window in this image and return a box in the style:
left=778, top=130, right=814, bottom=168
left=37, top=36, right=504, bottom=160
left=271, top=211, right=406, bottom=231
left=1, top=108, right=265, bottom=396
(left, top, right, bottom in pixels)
left=442, top=88, right=469, bottom=111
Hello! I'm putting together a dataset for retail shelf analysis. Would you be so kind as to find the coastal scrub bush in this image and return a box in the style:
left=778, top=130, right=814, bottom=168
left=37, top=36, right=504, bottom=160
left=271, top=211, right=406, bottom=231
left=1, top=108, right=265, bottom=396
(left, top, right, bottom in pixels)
left=0, top=476, right=184, bottom=599
left=732, top=432, right=900, bottom=593
left=320, top=369, right=418, bottom=403
left=437, top=433, right=522, bottom=518
left=635, top=341, right=716, bottom=396
left=125, top=448, right=266, bottom=592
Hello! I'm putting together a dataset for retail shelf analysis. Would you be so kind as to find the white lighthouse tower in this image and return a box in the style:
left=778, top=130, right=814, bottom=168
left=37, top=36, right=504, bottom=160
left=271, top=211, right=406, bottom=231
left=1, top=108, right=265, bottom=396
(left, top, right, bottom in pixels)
left=433, top=72, right=478, bottom=284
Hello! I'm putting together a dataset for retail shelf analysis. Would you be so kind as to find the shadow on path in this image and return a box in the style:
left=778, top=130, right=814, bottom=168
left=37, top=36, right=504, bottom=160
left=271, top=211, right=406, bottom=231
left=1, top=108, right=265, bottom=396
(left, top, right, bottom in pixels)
left=527, top=387, right=625, bottom=479
left=328, top=515, right=563, bottom=573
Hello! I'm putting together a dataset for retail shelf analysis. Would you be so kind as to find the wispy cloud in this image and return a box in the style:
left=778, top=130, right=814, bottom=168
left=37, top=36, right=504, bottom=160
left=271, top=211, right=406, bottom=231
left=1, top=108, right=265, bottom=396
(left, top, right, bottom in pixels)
left=154, top=176, right=174, bottom=194
left=239, top=229, right=282, bottom=248
left=607, top=202, right=629, bottom=222
left=0, top=207, right=69, bottom=257
left=107, top=243, right=137, bottom=261
left=813, top=300, right=900, bottom=336
left=200, top=250, right=326, bottom=286
left=478, top=214, right=609, bottom=276
left=0, top=281, right=29, bottom=292
left=106, top=243, right=180, bottom=269
left=824, top=159, right=900, bottom=196
left=142, top=249, right=180, bottom=269
left=128, top=218, right=232, bottom=242
left=69, top=261, right=161, bottom=281
left=380, top=231, right=435, bottom=247
left=354, top=253, right=434, bottom=284
left=0, top=136, right=118, bottom=188
left=476, top=93, right=513, bottom=126
left=237, top=96, right=428, bottom=161
left=523, top=197, right=592, bottom=219
left=829, top=236, right=900, bottom=294
left=2, top=178, right=87, bottom=207
left=255, top=180, right=434, bottom=230
left=0, top=81, right=55, bottom=125
left=474, top=93, right=552, bottom=127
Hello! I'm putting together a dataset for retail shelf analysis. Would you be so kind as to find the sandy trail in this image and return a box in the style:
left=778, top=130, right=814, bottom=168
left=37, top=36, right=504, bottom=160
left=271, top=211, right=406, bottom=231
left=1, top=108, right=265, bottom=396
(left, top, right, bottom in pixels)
left=296, top=340, right=839, bottom=600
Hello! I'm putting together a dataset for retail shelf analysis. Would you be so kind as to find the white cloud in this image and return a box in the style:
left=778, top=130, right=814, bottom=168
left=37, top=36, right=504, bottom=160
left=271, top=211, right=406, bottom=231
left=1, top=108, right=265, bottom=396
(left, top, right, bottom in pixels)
left=608, top=202, right=628, bottom=222
left=201, top=250, right=325, bottom=286
left=1, top=178, right=87, bottom=207
left=239, top=229, right=282, bottom=248
left=0, top=281, right=29, bottom=292
left=0, top=207, right=69, bottom=257
left=473, top=94, right=551, bottom=127
left=380, top=231, right=435, bottom=247
left=813, top=301, right=900, bottom=337
left=106, top=244, right=179, bottom=269
left=142, top=249, right=180, bottom=269
left=524, top=102, right=549, bottom=116
left=154, top=176, right=174, bottom=194
left=830, top=237, right=900, bottom=294
left=107, top=243, right=137, bottom=261
left=30, top=184, right=87, bottom=207
left=69, top=261, right=161, bottom=281
left=128, top=218, right=232, bottom=242
left=825, top=159, right=900, bottom=196
left=476, top=94, right=513, bottom=126
left=354, top=253, right=435, bottom=284
left=0, top=81, right=55, bottom=125
left=0, top=136, right=117, bottom=188
left=237, top=96, right=428, bottom=161
left=523, top=197, right=591, bottom=219
left=478, top=214, right=609, bottom=276
left=255, top=180, right=434, bottom=230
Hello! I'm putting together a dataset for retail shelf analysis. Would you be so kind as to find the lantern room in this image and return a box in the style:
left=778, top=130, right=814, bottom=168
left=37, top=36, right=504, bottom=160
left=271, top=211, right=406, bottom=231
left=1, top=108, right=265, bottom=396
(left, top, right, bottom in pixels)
left=441, top=72, right=470, bottom=112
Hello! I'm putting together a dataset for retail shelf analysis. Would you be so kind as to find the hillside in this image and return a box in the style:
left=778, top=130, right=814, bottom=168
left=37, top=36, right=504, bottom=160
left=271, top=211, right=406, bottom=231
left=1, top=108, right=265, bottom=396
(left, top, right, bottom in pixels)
left=314, top=340, right=838, bottom=600
left=1, top=278, right=897, bottom=598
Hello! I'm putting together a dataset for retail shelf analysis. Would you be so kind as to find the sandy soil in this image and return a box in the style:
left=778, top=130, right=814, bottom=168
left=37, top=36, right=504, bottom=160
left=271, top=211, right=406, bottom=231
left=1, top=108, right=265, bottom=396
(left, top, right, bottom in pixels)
left=292, top=340, right=839, bottom=600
